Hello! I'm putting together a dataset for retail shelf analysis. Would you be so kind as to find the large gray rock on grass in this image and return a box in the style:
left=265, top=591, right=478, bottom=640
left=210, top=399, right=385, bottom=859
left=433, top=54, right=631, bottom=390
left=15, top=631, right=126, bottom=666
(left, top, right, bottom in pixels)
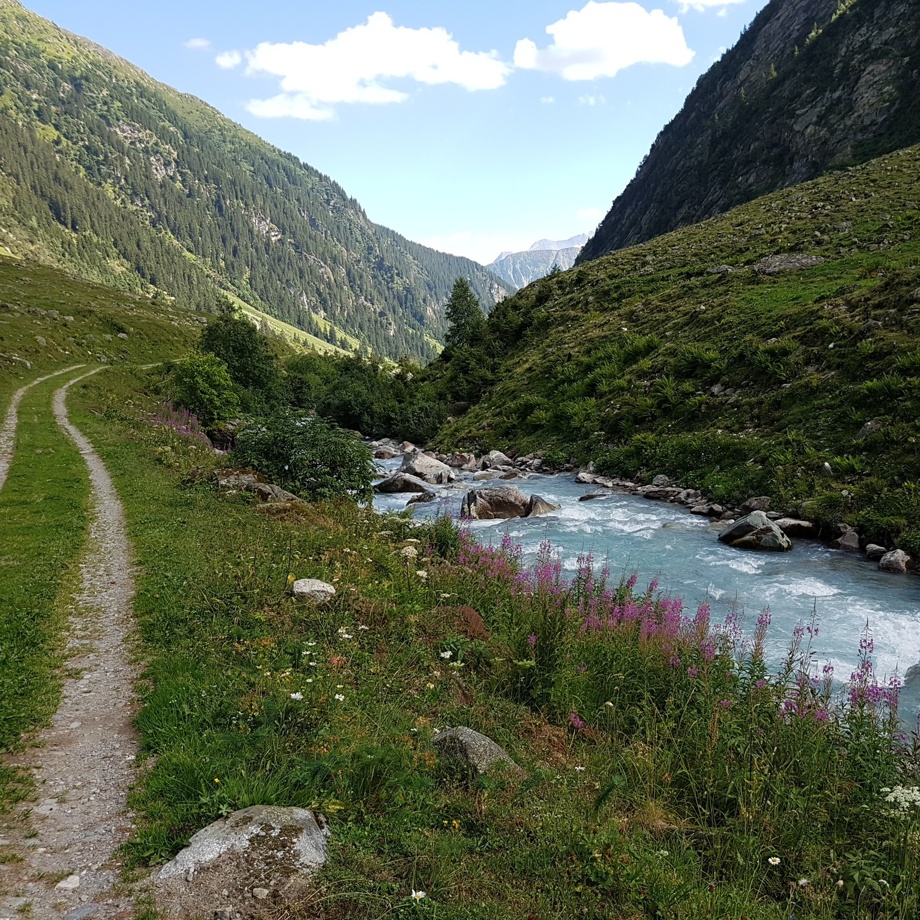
left=432, top=727, right=522, bottom=777
left=718, top=511, right=792, bottom=552
left=400, top=451, right=455, bottom=484
left=292, top=579, right=336, bottom=605
left=374, top=472, right=433, bottom=494
left=879, top=549, right=912, bottom=573
left=461, top=486, right=529, bottom=520
left=156, top=806, right=328, bottom=919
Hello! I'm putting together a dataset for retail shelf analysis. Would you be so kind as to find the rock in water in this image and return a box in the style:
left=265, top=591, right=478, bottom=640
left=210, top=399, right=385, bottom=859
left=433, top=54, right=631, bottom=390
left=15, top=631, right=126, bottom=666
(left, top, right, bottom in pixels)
left=374, top=472, right=434, bottom=494
left=525, top=494, right=559, bottom=517
left=292, top=579, right=336, bottom=605
left=461, top=486, right=529, bottom=520
left=718, top=511, right=793, bottom=552
left=156, top=806, right=328, bottom=918
left=432, top=727, right=522, bottom=776
left=400, top=451, right=455, bottom=484
left=879, top=549, right=912, bottom=573
left=479, top=449, right=513, bottom=470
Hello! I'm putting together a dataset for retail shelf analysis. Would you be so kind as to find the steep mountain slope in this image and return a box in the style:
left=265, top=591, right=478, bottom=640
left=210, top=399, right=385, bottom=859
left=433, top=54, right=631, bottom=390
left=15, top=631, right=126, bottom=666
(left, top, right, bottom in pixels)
left=580, top=0, right=920, bottom=262
left=438, top=144, right=920, bottom=551
left=0, top=0, right=510, bottom=361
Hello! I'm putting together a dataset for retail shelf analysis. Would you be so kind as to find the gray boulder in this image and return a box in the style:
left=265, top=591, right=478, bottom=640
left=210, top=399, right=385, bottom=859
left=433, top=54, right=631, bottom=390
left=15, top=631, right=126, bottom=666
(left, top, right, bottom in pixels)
left=156, top=806, right=328, bottom=918
left=740, top=496, right=772, bottom=514
left=373, top=447, right=400, bottom=460
left=444, top=451, right=478, bottom=471
left=879, top=549, right=912, bottom=574
left=774, top=518, right=817, bottom=539
left=865, top=543, right=887, bottom=561
left=374, top=472, right=433, bottom=494
left=479, top=450, right=513, bottom=470
left=525, top=494, right=559, bottom=517
left=830, top=531, right=861, bottom=552
left=407, top=490, right=438, bottom=506
left=718, top=511, right=793, bottom=552
left=400, top=451, right=455, bottom=484
left=251, top=482, right=303, bottom=504
left=292, top=579, right=336, bottom=605
left=461, top=486, right=529, bottom=520
left=432, top=727, right=522, bottom=777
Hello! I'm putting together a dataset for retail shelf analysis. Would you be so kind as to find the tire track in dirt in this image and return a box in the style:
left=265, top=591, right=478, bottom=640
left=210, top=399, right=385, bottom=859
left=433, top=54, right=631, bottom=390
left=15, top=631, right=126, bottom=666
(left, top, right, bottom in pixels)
left=0, top=365, right=85, bottom=492
left=1, top=369, right=142, bottom=920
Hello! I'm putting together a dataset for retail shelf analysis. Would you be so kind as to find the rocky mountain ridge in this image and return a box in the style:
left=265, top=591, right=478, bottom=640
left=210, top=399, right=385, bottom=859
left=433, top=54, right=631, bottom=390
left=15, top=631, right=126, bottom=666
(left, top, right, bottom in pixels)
left=580, top=0, right=920, bottom=262
left=489, top=235, right=587, bottom=289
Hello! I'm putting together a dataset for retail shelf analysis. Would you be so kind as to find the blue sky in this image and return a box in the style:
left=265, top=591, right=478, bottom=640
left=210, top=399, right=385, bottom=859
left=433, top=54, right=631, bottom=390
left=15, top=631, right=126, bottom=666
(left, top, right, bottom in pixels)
left=25, top=0, right=770, bottom=264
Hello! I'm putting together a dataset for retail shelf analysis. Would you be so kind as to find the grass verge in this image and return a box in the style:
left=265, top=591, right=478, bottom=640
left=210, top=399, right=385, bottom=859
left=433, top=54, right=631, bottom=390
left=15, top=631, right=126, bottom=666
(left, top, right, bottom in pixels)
left=0, top=373, right=91, bottom=811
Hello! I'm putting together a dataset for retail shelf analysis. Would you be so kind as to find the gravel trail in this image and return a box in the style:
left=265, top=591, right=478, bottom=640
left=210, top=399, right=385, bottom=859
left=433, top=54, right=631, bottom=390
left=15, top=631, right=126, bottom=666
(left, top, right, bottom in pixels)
left=0, top=369, right=142, bottom=920
left=0, top=365, right=85, bottom=492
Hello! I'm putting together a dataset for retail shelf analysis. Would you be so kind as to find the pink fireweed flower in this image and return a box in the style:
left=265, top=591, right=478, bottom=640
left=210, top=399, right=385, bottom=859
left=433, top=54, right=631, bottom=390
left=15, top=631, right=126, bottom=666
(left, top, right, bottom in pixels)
left=569, top=710, right=586, bottom=730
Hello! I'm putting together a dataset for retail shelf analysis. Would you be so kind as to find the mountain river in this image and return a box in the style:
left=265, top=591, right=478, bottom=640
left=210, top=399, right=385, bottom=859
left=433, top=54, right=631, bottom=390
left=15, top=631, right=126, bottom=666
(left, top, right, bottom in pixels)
left=374, top=463, right=920, bottom=721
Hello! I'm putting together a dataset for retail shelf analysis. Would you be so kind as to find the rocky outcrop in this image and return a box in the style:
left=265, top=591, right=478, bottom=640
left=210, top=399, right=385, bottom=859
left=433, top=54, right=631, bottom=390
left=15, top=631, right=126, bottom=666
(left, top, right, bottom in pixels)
left=432, top=727, right=522, bottom=777
left=479, top=450, right=514, bottom=470
left=579, top=0, right=920, bottom=262
left=525, top=494, right=559, bottom=517
left=214, top=469, right=301, bottom=504
left=718, top=511, right=793, bottom=552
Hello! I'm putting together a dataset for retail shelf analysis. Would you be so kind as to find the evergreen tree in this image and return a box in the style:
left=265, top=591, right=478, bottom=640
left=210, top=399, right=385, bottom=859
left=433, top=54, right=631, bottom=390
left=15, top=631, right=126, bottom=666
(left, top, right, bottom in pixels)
left=444, top=278, right=487, bottom=353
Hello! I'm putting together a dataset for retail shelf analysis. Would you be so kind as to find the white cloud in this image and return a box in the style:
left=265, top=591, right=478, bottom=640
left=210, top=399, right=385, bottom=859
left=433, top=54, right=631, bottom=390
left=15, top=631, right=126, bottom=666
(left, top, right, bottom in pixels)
left=514, top=1, right=694, bottom=81
left=676, top=0, right=746, bottom=11
left=184, top=37, right=211, bottom=51
left=578, top=94, right=606, bottom=106
left=240, top=12, right=511, bottom=121
left=540, top=96, right=556, bottom=104
left=216, top=50, right=243, bottom=70
left=419, top=231, right=534, bottom=266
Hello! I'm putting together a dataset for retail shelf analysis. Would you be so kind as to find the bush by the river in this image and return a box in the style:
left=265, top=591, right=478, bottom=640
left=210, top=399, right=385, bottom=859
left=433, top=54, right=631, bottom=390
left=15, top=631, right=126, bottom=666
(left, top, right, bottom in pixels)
left=233, top=412, right=375, bottom=502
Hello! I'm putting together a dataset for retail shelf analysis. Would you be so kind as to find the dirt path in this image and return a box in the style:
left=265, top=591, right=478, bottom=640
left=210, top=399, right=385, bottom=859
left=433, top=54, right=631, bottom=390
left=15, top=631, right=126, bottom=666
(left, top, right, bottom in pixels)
left=0, top=365, right=85, bottom=492
left=0, top=370, right=142, bottom=920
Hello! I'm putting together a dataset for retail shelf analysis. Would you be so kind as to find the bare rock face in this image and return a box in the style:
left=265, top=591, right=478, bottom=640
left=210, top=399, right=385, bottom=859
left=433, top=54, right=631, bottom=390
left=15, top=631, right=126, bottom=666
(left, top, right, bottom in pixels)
left=400, top=451, right=455, bottom=484
left=292, top=579, right=336, bottom=605
left=461, top=486, right=529, bottom=520
left=718, top=511, right=793, bottom=552
left=156, top=806, right=328, bottom=919
left=525, top=494, right=560, bottom=517
left=432, top=727, right=522, bottom=777
left=879, top=549, right=912, bottom=574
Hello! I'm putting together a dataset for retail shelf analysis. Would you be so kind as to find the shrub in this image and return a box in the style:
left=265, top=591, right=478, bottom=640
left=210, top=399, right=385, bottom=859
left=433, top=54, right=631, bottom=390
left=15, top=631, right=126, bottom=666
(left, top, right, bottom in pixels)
left=233, top=412, right=374, bottom=502
left=169, top=353, right=240, bottom=427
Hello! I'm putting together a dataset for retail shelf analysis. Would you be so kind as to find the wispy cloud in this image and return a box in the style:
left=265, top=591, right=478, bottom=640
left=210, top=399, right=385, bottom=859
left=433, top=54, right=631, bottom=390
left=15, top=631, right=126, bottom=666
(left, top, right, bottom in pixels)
left=420, top=230, right=534, bottom=266
left=239, top=12, right=510, bottom=121
left=184, top=37, right=211, bottom=51
left=514, top=1, right=694, bottom=81
left=215, top=50, right=243, bottom=70
left=578, top=94, right=606, bottom=106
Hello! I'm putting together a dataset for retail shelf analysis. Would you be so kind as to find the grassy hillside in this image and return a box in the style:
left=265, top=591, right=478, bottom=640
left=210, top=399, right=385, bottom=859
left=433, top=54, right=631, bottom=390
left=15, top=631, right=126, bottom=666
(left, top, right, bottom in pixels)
left=0, top=0, right=510, bottom=361
left=439, top=143, right=920, bottom=551
left=0, top=254, right=201, bottom=400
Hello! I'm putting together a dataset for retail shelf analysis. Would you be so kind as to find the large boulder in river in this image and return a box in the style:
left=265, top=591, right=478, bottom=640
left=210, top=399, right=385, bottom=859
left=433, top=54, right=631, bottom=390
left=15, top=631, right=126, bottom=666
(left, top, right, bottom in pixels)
left=444, top=451, right=478, bottom=471
left=374, top=472, right=433, bottom=494
left=479, top=449, right=513, bottom=470
left=400, top=451, right=455, bottom=484
left=461, top=486, right=528, bottom=520
left=718, top=511, right=792, bottom=552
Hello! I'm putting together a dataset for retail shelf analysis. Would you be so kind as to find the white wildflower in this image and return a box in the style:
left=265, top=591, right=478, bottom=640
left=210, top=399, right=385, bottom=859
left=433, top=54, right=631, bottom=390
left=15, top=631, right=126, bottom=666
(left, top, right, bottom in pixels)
left=768, top=856, right=780, bottom=866
left=410, top=890, right=426, bottom=901
left=334, top=693, right=345, bottom=702
left=400, top=546, right=419, bottom=559
left=289, top=692, right=303, bottom=701
left=439, top=650, right=453, bottom=659
left=416, top=570, right=428, bottom=580
left=884, top=785, right=920, bottom=813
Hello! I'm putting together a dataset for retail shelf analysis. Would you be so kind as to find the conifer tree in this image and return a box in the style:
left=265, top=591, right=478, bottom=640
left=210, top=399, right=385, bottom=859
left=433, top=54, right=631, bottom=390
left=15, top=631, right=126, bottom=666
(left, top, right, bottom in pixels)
left=444, top=278, right=487, bottom=353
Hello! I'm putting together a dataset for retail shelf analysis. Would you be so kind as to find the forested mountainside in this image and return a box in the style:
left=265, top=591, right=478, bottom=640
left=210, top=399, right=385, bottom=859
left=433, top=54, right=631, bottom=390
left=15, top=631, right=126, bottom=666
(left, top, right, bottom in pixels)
left=579, top=0, right=920, bottom=262
left=0, top=0, right=510, bottom=361
left=436, top=144, right=920, bottom=552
